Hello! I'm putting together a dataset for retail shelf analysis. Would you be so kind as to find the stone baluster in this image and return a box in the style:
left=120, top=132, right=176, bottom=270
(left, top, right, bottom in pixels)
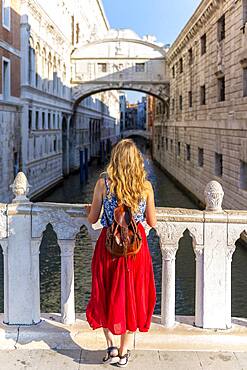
left=160, top=243, right=178, bottom=327
left=157, top=222, right=180, bottom=328
left=194, top=245, right=204, bottom=327
left=31, top=239, right=42, bottom=324
left=59, top=240, right=76, bottom=324
left=1, top=240, right=9, bottom=324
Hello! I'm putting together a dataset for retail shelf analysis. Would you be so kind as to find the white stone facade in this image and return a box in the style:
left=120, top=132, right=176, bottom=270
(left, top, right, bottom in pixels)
left=18, top=0, right=120, bottom=201
left=153, top=0, right=247, bottom=210
left=71, top=29, right=169, bottom=102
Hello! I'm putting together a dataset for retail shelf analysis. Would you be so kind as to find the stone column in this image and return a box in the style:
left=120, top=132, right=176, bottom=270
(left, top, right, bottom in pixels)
left=6, top=172, right=40, bottom=324
left=31, top=239, right=41, bottom=324
left=225, top=245, right=236, bottom=329
left=160, top=244, right=178, bottom=327
left=59, top=240, right=75, bottom=324
left=20, top=15, right=30, bottom=86
left=194, top=246, right=204, bottom=327
left=1, top=240, right=9, bottom=324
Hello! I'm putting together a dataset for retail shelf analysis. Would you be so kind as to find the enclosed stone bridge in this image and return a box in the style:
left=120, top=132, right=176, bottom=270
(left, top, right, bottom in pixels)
left=71, top=29, right=169, bottom=106
left=121, top=129, right=151, bottom=140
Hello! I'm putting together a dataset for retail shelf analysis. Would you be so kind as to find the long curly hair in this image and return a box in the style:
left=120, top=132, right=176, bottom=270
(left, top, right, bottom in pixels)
left=106, top=139, right=147, bottom=212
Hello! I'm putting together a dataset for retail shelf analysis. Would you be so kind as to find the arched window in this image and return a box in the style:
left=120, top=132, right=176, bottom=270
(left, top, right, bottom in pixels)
left=35, top=43, right=40, bottom=88
left=42, top=48, right=46, bottom=82
left=53, top=56, right=57, bottom=94
left=28, top=38, right=35, bottom=85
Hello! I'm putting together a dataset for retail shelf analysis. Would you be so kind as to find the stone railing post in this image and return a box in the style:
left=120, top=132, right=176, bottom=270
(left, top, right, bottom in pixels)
left=6, top=172, right=40, bottom=324
left=160, top=243, right=178, bottom=327
left=157, top=223, right=179, bottom=328
left=59, top=240, right=76, bottom=324
left=198, top=180, right=230, bottom=329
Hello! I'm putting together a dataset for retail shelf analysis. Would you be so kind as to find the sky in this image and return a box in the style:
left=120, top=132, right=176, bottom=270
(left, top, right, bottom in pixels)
left=102, top=0, right=201, bottom=102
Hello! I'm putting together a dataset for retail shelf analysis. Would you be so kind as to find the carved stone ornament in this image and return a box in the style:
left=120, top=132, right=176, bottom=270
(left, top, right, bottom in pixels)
left=204, top=180, right=224, bottom=211
left=156, top=222, right=179, bottom=245
left=161, top=246, right=178, bottom=261
left=10, top=172, right=31, bottom=203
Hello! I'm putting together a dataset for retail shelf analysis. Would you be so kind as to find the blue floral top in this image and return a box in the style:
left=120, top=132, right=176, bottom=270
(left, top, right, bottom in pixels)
left=101, top=177, right=146, bottom=227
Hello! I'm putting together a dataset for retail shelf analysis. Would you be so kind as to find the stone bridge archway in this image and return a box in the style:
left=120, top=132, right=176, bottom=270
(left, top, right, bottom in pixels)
left=71, top=29, right=169, bottom=106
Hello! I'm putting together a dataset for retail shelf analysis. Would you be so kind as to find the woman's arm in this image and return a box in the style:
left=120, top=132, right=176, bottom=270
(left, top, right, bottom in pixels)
left=145, top=181, right=157, bottom=228
left=87, top=178, right=104, bottom=224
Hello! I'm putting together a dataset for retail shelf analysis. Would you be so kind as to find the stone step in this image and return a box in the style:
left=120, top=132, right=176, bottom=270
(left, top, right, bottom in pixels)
left=0, top=314, right=246, bottom=352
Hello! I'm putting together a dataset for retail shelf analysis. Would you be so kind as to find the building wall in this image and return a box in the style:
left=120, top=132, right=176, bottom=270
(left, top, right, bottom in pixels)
left=0, top=0, right=21, bottom=202
left=18, top=0, right=120, bottom=200
left=153, top=0, right=247, bottom=210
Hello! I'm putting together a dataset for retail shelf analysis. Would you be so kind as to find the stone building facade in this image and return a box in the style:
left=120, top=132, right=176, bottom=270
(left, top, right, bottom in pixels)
left=18, top=0, right=120, bottom=200
left=0, top=0, right=21, bottom=202
left=153, top=0, right=247, bottom=209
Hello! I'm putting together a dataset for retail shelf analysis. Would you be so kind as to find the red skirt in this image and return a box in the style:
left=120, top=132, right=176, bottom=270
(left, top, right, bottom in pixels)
left=86, top=223, right=156, bottom=335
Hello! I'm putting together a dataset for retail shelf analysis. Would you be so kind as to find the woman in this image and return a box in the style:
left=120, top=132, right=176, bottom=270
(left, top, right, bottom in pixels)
left=86, top=139, right=156, bottom=368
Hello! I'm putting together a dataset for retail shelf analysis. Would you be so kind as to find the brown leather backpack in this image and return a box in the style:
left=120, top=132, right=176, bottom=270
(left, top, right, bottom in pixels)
left=105, top=204, right=142, bottom=257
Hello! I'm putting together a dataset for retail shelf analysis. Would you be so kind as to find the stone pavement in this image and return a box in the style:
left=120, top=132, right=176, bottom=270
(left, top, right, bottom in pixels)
left=0, top=349, right=247, bottom=370
left=0, top=314, right=247, bottom=369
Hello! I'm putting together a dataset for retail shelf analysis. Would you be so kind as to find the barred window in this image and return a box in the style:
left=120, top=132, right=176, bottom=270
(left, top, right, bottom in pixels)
left=217, top=14, right=225, bottom=41
left=243, top=67, right=247, bottom=97
left=188, top=48, right=193, bottom=65
left=218, top=76, right=225, bottom=102
left=135, top=63, right=145, bottom=72
left=188, top=91, right=192, bottom=108
left=201, top=34, right=207, bottom=55
left=200, top=85, right=206, bottom=105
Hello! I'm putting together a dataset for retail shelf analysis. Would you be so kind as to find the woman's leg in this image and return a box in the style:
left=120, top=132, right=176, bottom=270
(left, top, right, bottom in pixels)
left=119, top=331, right=134, bottom=356
left=103, top=328, right=118, bottom=354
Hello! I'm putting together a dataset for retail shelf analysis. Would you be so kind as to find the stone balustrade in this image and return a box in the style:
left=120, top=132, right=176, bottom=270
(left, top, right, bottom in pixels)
left=0, top=173, right=246, bottom=330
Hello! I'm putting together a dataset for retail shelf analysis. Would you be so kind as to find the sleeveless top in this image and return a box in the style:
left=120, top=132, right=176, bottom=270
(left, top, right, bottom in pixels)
left=101, top=177, right=146, bottom=227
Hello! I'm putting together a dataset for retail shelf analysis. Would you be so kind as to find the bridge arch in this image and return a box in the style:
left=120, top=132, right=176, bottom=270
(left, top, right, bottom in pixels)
left=71, top=28, right=169, bottom=106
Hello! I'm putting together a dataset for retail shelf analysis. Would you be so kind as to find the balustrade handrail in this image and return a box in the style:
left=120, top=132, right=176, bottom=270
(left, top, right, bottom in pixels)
left=0, top=172, right=246, bottom=330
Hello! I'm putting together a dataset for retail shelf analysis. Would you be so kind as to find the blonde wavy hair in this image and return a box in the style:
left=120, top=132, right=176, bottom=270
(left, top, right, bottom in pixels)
left=106, top=139, right=147, bottom=212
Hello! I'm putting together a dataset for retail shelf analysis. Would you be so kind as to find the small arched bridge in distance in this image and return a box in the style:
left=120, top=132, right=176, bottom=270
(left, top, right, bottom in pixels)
left=121, top=129, right=151, bottom=140
left=70, top=28, right=170, bottom=107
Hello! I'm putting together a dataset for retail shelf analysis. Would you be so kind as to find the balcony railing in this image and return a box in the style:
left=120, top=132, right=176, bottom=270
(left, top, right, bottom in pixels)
left=0, top=172, right=246, bottom=329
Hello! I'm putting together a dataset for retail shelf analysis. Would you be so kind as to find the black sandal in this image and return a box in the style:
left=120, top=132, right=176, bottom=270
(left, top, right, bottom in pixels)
left=102, top=346, right=119, bottom=364
left=116, top=350, right=131, bottom=368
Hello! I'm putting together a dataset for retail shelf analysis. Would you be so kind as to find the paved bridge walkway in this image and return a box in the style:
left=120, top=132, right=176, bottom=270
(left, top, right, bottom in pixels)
left=0, top=349, right=246, bottom=369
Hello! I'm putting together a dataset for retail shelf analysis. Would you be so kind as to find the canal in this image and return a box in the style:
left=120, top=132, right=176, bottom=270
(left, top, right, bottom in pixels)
left=0, top=138, right=246, bottom=318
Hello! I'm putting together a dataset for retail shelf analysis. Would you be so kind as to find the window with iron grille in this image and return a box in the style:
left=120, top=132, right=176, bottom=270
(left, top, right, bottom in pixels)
left=186, top=144, right=191, bottom=161
left=201, top=34, right=207, bottom=55
left=188, top=91, right=192, bottom=108
left=218, top=76, right=225, bottom=102
left=198, top=147, right=204, bottom=167
left=188, top=48, right=193, bottom=65
left=179, top=95, right=183, bottom=111
left=240, top=161, right=247, bottom=190
left=200, top=85, right=206, bottom=105
left=179, top=58, right=183, bottom=73
left=217, top=14, right=225, bottom=41
left=98, top=63, right=107, bottom=72
left=215, top=152, right=223, bottom=177
left=135, top=63, right=145, bottom=72
left=243, top=67, right=247, bottom=97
